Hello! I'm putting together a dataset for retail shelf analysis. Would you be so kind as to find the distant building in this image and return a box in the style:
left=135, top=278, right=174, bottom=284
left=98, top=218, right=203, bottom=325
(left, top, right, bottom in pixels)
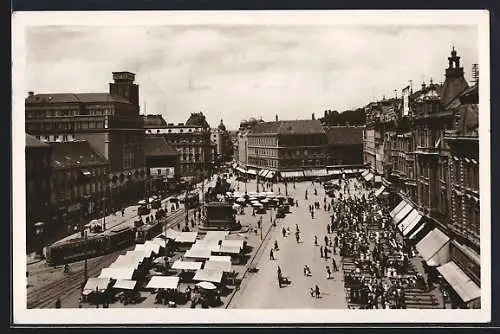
left=324, top=126, right=364, bottom=166
left=25, top=71, right=147, bottom=209
left=25, top=134, right=52, bottom=249
left=144, top=112, right=212, bottom=178
left=49, top=140, right=109, bottom=232
left=143, top=136, right=180, bottom=193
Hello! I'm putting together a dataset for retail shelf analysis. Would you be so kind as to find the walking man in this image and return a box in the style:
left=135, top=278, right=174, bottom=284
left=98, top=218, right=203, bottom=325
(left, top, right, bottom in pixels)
left=270, top=249, right=275, bottom=260
left=332, top=257, right=339, bottom=272
left=314, top=235, right=318, bottom=246
left=326, top=266, right=332, bottom=280
left=320, top=246, right=324, bottom=258
left=282, top=227, right=286, bottom=238
left=315, top=285, right=320, bottom=298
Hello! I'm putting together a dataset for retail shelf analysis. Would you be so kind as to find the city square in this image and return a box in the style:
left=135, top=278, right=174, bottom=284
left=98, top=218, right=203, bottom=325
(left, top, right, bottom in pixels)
left=16, top=11, right=486, bottom=322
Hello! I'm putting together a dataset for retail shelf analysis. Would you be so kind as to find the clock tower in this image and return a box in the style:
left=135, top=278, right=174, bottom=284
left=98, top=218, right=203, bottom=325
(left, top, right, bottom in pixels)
left=109, top=71, right=139, bottom=107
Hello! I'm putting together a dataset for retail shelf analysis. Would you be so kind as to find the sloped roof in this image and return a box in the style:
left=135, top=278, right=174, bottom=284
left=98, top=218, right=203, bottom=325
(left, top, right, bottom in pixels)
left=143, top=115, right=167, bottom=128
left=26, top=93, right=131, bottom=104
left=50, top=140, right=108, bottom=169
left=325, top=127, right=364, bottom=146
left=249, top=120, right=325, bottom=135
left=440, top=76, right=469, bottom=108
left=185, top=112, right=209, bottom=128
left=25, top=134, right=50, bottom=148
left=144, top=136, right=179, bottom=157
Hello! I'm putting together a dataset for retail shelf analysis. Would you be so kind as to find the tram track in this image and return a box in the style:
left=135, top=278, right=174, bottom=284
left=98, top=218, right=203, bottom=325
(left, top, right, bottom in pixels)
left=27, top=208, right=187, bottom=309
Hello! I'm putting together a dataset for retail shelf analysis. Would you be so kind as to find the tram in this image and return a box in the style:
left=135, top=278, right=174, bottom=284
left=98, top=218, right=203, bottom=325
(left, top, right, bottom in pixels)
left=182, top=192, right=200, bottom=210
left=45, top=226, right=136, bottom=265
left=135, top=219, right=164, bottom=244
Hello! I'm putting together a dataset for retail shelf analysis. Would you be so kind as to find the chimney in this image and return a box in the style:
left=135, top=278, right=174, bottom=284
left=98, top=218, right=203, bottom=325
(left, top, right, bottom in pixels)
left=28, top=91, right=34, bottom=97
left=312, top=113, right=315, bottom=120
left=421, top=81, right=426, bottom=90
left=275, top=114, right=278, bottom=121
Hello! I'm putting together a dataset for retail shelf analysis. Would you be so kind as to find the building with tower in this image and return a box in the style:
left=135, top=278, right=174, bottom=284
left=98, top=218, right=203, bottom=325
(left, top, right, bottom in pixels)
left=25, top=71, right=147, bottom=220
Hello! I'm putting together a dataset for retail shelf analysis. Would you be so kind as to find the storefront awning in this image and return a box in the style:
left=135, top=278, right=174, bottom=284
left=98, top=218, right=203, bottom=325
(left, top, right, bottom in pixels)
left=392, top=203, right=413, bottom=225
left=247, top=169, right=257, bottom=175
left=374, top=185, right=386, bottom=197
left=416, top=228, right=450, bottom=266
left=258, top=169, right=266, bottom=177
left=408, top=222, right=426, bottom=240
left=364, top=173, right=374, bottom=182
left=398, top=209, right=419, bottom=233
left=204, top=260, right=232, bottom=273
left=235, top=167, right=246, bottom=173
left=402, top=212, right=424, bottom=237
left=172, top=260, right=203, bottom=271
left=266, top=171, right=276, bottom=179
left=328, top=170, right=342, bottom=175
left=311, top=169, right=328, bottom=177
left=374, top=175, right=382, bottom=183
left=437, top=261, right=481, bottom=303
left=146, top=276, right=179, bottom=290
left=390, top=200, right=407, bottom=218
left=361, top=170, right=370, bottom=177
left=113, top=279, right=137, bottom=290
left=193, top=268, right=223, bottom=283
left=281, top=171, right=304, bottom=178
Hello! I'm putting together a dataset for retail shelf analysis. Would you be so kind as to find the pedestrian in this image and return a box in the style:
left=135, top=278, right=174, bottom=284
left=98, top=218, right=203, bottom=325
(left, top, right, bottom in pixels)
left=329, top=237, right=333, bottom=247
left=311, top=211, right=314, bottom=219
left=332, top=257, right=338, bottom=271
left=324, top=235, right=329, bottom=247
left=277, top=266, right=282, bottom=276
left=274, top=240, right=279, bottom=251
left=121, top=207, right=125, bottom=216
left=314, top=235, right=318, bottom=246
left=270, top=249, right=275, bottom=260
left=295, top=231, right=300, bottom=243
left=326, top=266, right=332, bottom=279
left=282, top=227, right=286, bottom=238
left=315, top=285, right=320, bottom=298
left=296, top=224, right=299, bottom=233
left=55, top=298, right=61, bottom=309
left=320, top=246, right=324, bottom=258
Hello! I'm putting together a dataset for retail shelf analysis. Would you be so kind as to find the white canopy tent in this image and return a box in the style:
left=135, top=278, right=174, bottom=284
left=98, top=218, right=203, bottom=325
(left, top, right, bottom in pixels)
left=172, top=260, right=203, bottom=271
left=113, top=279, right=137, bottom=290
left=83, top=277, right=111, bottom=293
left=204, top=260, right=232, bottom=273
left=221, top=239, right=244, bottom=250
left=164, top=228, right=181, bottom=240
left=146, top=276, right=180, bottom=290
left=175, top=232, right=198, bottom=244
left=184, top=248, right=212, bottom=260
left=99, top=267, right=135, bottom=280
left=134, top=243, right=158, bottom=256
left=193, top=269, right=223, bottom=283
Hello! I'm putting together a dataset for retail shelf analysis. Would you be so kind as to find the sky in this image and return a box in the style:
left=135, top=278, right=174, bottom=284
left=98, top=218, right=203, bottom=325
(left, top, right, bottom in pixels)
left=25, top=25, right=478, bottom=130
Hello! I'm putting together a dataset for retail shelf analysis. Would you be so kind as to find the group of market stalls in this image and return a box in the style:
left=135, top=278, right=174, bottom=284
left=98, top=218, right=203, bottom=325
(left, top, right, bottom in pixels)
left=388, top=197, right=481, bottom=308
left=82, top=229, right=245, bottom=306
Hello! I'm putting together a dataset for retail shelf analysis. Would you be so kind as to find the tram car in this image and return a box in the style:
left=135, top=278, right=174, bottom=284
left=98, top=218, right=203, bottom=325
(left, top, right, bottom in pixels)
left=138, top=204, right=151, bottom=216
left=45, top=226, right=135, bottom=265
left=151, top=198, right=162, bottom=209
left=182, top=192, right=200, bottom=210
left=135, top=219, right=164, bottom=244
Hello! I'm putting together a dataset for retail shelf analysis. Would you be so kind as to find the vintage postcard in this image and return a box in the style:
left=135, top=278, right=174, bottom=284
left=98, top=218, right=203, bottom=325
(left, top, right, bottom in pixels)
left=12, top=10, right=490, bottom=324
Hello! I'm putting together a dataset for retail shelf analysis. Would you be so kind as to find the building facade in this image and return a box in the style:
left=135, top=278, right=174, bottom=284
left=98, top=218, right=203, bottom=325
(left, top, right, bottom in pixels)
left=143, top=136, right=181, bottom=194
left=325, top=126, right=364, bottom=166
left=26, top=134, right=52, bottom=251
left=25, top=71, right=147, bottom=209
left=49, top=140, right=109, bottom=233
left=144, top=113, right=212, bottom=178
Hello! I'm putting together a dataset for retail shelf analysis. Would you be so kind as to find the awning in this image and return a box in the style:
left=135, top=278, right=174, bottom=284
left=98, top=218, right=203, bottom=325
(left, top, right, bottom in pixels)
left=151, top=238, right=167, bottom=249
left=146, top=276, right=179, bottom=290
left=221, top=239, right=244, bottom=250
left=437, top=261, right=481, bottom=303
left=390, top=200, right=407, bottom=217
left=192, top=240, right=221, bottom=252
left=172, top=260, right=203, bottom=271
left=258, top=169, right=266, bottom=177
left=164, top=228, right=181, bottom=240
left=328, top=170, right=342, bottom=175
left=128, top=248, right=153, bottom=259
left=402, top=212, right=424, bottom=237
left=175, top=232, right=198, bottom=243
left=135, top=242, right=160, bottom=255
left=364, top=173, right=374, bottom=182
left=113, top=279, right=137, bottom=290
left=393, top=203, right=413, bottom=225
left=311, top=169, right=328, bottom=177
left=235, top=167, right=246, bottom=173
left=361, top=170, right=370, bottom=177
left=209, top=255, right=231, bottom=263
left=217, top=245, right=241, bottom=254
left=374, top=185, right=386, bottom=197
left=184, top=248, right=212, bottom=259
left=398, top=209, right=419, bottom=232
left=374, top=175, right=382, bottom=183
left=110, top=255, right=140, bottom=269
left=408, top=222, right=426, bottom=240
left=83, top=277, right=111, bottom=293
left=280, top=171, right=304, bottom=178
left=193, top=269, right=223, bottom=283
left=99, top=267, right=135, bottom=280
left=416, top=228, right=450, bottom=266
left=204, top=260, right=232, bottom=272
left=266, top=171, right=276, bottom=179
left=247, top=169, right=257, bottom=175
left=343, top=169, right=353, bottom=174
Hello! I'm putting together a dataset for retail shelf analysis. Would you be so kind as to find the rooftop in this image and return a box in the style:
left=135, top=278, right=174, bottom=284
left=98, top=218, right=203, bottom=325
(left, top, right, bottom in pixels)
left=50, top=140, right=108, bottom=169
left=25, top=93, right=132, bottom=105
left=249, top=119, right=325, bottom=135
left=325, top=126, right=364, bottom=146
left=144, top=136, right=179, bottom=157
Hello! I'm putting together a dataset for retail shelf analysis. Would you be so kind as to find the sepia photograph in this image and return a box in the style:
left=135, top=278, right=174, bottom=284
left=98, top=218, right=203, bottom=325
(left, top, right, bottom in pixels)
left=12, top=10, right=490, bottom=324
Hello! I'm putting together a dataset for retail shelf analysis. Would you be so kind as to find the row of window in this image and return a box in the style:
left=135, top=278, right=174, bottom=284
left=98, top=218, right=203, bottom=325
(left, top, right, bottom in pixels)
left=51, top=180, right=107, bottom=204
left=26, top=108, right=114, bottom=119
